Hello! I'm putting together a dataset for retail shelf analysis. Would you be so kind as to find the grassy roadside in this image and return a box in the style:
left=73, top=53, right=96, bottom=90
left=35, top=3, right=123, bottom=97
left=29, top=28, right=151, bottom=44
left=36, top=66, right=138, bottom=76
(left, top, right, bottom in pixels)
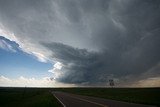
left=0, top=88, right=62, bottom=107
left=53, top=87, right=160, bottom=106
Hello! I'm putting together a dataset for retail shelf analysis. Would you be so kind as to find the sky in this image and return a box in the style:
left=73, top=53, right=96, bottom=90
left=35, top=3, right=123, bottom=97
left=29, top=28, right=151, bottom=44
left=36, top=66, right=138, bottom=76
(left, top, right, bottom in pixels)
left=0, top=0, right=160, bottom=87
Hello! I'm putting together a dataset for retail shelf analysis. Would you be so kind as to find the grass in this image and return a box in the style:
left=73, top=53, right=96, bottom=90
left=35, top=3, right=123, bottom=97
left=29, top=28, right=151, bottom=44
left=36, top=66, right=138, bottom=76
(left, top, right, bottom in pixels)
left=53, top=87, right=160, bottom=106
left=1, top=87, right=159, bottom=107
left=0, top=87, right=62, bottom=107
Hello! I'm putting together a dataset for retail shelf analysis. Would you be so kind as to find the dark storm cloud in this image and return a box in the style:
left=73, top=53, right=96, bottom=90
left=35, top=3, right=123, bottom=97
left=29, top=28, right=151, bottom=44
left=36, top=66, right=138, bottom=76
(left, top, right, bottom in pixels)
left=43, top=31, right=160, bottom=85
left=43, top=42, right=106, bottom=84
left=0, top=0, right=160, bottom=86
left=42, top=0, right=160, bottom=85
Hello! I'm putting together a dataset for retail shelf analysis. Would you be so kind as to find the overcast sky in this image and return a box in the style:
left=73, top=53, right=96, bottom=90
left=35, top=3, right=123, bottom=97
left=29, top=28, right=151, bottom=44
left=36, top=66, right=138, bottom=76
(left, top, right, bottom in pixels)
left=0, top=0, right=160, bottom=87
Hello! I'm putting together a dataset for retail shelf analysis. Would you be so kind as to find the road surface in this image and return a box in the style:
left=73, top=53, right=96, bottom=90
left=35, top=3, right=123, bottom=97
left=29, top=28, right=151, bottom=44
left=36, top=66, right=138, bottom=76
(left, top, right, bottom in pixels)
left=52, top=92, right=156, bottom=107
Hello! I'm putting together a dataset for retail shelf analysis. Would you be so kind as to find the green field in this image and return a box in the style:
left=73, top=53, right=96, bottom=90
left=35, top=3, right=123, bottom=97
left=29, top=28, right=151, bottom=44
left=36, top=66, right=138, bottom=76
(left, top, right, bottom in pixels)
left=0, top=87, right=159, bottom=107
left=0, top=88, right=62, bottom=107
left=53, top=87, right=160, bottom=106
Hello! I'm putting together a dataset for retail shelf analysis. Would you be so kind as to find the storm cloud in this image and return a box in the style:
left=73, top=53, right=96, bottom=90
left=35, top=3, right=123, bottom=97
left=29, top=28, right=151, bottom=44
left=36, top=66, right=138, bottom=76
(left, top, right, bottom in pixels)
left=0, top=0, right=160, bottom=86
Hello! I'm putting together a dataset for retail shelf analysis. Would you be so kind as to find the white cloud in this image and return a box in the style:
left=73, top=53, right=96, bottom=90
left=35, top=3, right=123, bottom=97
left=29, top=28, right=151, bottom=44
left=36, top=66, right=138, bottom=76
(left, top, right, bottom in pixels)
left=54, top=62, right=63, bottom=70
left=0, top=39, right=16, bottom=52
left=0, top=75, right=75, bottom=87
left=31, top=51, right=48, bottom=63
left=0, top=25, right=50, bottom=63
left=48, top=62, right=63, bottom=79
left=0, top=24, right=18, bottom=42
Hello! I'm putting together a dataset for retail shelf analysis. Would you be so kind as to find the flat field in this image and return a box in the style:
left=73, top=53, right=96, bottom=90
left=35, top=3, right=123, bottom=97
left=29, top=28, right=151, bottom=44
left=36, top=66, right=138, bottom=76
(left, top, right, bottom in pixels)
left=0, top=87, right=62, bottom=107
left=53, top=87, right=160, bottom=106
left=0, top=87, right=159, bottom=107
